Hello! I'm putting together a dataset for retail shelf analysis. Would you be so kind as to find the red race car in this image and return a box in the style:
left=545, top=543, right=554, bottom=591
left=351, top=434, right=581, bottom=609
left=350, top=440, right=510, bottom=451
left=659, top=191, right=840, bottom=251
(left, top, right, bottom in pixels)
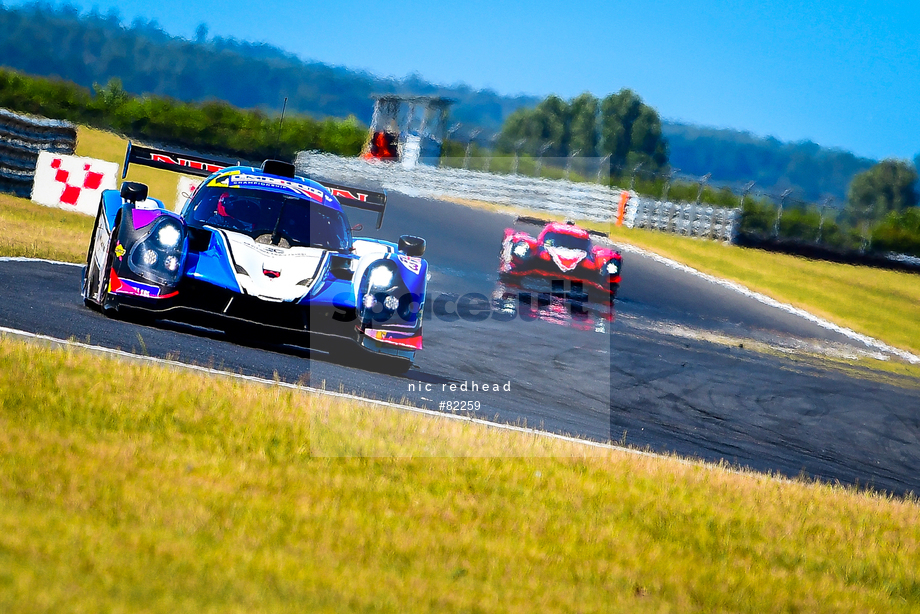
left=499, top=217, right=622, bottom=301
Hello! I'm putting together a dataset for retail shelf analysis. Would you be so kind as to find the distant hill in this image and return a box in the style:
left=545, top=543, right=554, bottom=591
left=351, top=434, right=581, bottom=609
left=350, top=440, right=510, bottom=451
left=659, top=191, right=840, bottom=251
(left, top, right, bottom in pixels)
left=663, top=124, right=875, bottom=202
left=0, top=2, right=875, bottom=201
left=0, top=3, right=537, bottom=134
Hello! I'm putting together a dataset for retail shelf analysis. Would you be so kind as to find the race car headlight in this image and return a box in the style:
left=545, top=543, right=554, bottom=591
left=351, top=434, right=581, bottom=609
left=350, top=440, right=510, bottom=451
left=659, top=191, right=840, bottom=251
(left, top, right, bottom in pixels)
left=606, top=261, right=619, bottom=275
left=512, top=242, right=529, bottom=258
left=157, top=223, right=181, bottom=248
left=368, top=265, right=395, bottom=289
left=360, top=261, right=421, bottom=326
left=127, top=218, right=186, bottom=286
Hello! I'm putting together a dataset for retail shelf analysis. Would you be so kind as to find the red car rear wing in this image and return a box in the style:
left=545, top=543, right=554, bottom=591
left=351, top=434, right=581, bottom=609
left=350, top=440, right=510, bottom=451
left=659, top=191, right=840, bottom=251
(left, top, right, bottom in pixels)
left=122, top=142, right=388, bottom=228
left=515, top=215, right=609, bottom=238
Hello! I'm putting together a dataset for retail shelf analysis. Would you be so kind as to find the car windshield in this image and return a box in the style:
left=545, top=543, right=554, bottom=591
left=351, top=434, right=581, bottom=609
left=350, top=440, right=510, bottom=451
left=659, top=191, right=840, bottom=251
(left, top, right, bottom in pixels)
left=543, top=232, right=590, bottom=251
left=187, top=186, right=351, bottom=251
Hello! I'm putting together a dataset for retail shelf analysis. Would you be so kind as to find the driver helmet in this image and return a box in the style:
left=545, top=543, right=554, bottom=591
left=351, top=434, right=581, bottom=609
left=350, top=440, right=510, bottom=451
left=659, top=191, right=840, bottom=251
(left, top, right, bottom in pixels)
left=216, top=192, right=258, bottom=227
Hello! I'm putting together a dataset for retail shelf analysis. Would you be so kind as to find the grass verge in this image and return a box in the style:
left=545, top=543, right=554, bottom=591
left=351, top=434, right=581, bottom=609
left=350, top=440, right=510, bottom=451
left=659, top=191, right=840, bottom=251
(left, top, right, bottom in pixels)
left=442, top=196, right=920, bottom=358
left=604, top=225, right=920, bottom=358
left=0, top=192, right=91, bottom=262
left=1, top=335, right=919, bottom=613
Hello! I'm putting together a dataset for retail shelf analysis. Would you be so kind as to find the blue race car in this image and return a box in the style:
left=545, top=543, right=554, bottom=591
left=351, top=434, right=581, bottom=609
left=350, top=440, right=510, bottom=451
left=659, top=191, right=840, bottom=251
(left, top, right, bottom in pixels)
left=82, top=143, right=428, bottom=372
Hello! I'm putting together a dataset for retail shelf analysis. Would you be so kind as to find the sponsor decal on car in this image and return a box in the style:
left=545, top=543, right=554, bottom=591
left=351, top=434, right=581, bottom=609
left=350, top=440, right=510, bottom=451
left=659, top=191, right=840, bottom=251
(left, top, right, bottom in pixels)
left=328, top=187, right=369, bottom=203
left=545, top=246, right=587, bottom=272
left=150, top=153, right=224, bottom=175
left=398, top=254, right=422, bottom=275
left=208, top=172, right=325, bottom=202
left=109, top=269, right=176, bottom=298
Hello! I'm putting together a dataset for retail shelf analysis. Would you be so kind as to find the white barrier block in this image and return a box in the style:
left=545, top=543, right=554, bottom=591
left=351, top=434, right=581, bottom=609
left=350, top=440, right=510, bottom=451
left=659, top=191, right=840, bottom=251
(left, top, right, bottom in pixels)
left=31, top=151, right=118, bottom=216
left=175, top=175, right=202, bottom=212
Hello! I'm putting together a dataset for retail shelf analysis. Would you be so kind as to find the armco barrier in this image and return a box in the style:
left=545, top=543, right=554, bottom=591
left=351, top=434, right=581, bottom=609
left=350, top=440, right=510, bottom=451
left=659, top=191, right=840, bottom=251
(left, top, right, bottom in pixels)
left=624, top=196, right=741, bottom=242
left=296, top=151, right=740, bottom=241
left=0, top=108, right=76, bottom=198
left=296, top=151, right=623, bottom=223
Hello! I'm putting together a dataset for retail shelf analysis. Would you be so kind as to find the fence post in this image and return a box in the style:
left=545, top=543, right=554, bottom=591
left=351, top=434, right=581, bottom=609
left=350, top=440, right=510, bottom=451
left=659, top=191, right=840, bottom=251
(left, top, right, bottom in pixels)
left=695, top=173, right=711, bottom=205
left=596, top=154, right=611, bottom=184
left=773, top=189, right=793, bottom=239
left=662, top=168, right=679, bottom=203
left=511, top=139, right=525, bottom=175
left=817, top=196, right=833, bottom=243
left=463, top=129, right=481, bottom=170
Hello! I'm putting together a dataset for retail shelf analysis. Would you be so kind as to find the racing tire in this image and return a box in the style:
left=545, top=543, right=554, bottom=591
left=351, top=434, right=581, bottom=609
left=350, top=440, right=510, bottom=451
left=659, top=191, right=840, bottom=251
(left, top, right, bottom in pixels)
left=398, top=235, right=426, bottom=257
left=82, top=267, right=99, bottom=310
left=97, top=217, right=121, bottom=317
left=82, top=199, right=107, bottom=309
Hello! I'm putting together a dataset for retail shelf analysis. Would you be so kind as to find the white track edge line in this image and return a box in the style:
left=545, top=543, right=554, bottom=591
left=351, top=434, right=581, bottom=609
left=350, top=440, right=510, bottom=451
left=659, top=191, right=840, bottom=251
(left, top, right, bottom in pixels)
left=0, top=256, right=82, bottom=267
left=610, top=243, right=920, bottom=364
left=0, top=324, right=642, bottom=454
left=0, top=325, right=845, bottom=488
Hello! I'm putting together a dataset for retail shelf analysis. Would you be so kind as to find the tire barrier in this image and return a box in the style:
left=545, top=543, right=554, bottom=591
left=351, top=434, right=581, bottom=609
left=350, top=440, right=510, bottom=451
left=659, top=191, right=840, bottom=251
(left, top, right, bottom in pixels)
left=0, top=108, right=77, bottom=198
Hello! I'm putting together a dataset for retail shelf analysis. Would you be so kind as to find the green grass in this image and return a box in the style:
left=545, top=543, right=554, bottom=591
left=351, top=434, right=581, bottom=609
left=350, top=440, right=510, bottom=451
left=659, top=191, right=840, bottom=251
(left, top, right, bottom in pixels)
left=442, top=196, right=920, bottom=359
left=601, top=224, right=920, bottom=357
left=1, top=336, right=919, bottom=613
left=0, top=192, right=92, bottom=262
left=76, top=125, right=183, bottom=203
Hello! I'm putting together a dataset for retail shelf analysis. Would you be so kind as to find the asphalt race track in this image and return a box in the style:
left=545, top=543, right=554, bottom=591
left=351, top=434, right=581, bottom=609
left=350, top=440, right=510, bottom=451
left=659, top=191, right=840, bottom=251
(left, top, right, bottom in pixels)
left=2, top=192, right=919, bottom=494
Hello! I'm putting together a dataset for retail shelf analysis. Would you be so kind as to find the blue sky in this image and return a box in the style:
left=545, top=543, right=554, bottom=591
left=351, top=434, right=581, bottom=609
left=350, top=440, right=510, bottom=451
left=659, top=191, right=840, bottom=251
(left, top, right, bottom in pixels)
left=16, top=0, right=920, bottom=160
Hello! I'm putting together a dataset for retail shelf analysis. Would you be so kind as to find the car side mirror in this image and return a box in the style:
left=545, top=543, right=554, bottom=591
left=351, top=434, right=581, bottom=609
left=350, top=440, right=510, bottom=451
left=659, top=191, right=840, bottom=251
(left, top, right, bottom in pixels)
left=329, top=254, right=353, bottom=280
left=120, top=181, right=148, bottom=203
left=398, top=235, right=425, bottom=257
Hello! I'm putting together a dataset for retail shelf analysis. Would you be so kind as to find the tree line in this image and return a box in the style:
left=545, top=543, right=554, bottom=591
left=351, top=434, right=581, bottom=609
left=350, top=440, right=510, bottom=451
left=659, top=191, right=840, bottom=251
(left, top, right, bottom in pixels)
left=0, top=1, right=888, bottom=203
left=0, top=69, right=367, bottom=161
left=662, top=124, right=875, bottom=202
left=729, top=159, right=920, bottom=257
left=484, top=92, right=920, bottom=258
left=495, top=90, right=668, bottom=172
left=0, top=2, right=536, bottom=133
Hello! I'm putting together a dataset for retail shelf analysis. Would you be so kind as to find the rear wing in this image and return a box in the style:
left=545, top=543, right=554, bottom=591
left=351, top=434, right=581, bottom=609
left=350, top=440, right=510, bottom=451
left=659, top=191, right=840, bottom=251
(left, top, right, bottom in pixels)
left=122, top=142, right=388, bottom=228
left=515, top=215, right=608, bottom=238
left=318, top=181, right=386, bottom=229
left=122, top=142, right=229, bottom=178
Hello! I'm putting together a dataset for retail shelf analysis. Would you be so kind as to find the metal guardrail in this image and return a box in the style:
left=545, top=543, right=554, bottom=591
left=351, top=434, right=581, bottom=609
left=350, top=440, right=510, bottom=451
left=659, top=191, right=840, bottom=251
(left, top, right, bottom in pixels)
left=0, top=108, right=76, bottom=197
left=624, top=197, right=741, bottom=242
left=296, top=152, right=623, bottom=223
left=295, top=151, right=741, bottom=241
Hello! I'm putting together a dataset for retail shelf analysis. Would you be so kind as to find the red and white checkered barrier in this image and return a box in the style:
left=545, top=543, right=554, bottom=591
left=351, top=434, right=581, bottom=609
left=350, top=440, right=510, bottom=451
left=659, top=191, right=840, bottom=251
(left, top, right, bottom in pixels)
left=31, top=151, right=118, bottom=216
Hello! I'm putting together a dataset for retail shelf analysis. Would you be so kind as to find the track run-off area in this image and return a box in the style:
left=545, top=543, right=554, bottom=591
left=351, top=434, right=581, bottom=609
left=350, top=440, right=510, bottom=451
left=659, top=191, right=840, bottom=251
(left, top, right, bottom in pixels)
left=2, top=193, right=919, bottom=494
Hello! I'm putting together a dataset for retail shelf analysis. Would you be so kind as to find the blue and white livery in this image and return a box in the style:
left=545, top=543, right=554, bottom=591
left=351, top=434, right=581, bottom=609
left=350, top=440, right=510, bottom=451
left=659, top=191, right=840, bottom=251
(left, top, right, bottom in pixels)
left=82, top=144, right=428, bottom=372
